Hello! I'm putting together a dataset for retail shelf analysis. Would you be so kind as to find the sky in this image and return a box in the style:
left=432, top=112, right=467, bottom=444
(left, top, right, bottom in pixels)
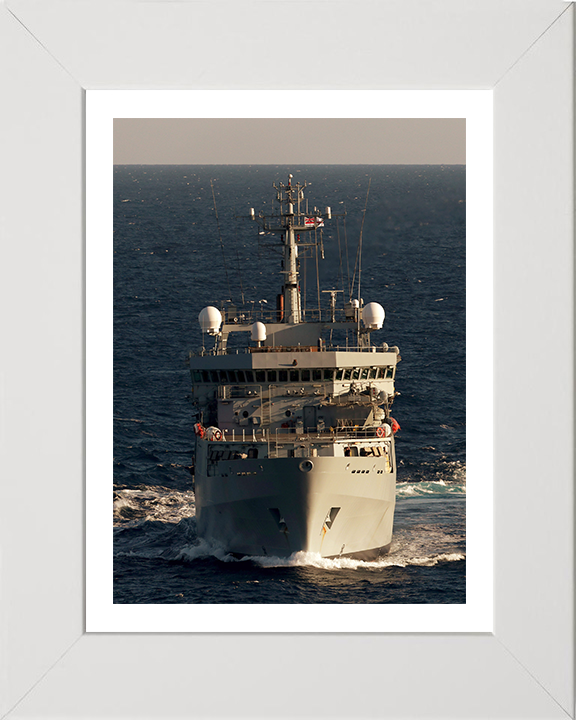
left=113, top=118, right=465, bottom=165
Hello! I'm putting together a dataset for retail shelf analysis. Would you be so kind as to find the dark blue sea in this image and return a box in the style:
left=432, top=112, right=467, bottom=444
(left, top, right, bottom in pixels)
left=113, top=164, right=466, bottom=604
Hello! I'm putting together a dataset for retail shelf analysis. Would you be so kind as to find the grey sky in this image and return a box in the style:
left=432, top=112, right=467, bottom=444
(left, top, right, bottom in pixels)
left=113, top=118, right=465, bottom=164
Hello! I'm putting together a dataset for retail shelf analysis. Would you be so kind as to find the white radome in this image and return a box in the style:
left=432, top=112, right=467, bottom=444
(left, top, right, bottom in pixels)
left=251, top=321, right=267, bottom=342
left=199, top=306, right=222, bottom=335
left=362, top=302, right=385, bottom=330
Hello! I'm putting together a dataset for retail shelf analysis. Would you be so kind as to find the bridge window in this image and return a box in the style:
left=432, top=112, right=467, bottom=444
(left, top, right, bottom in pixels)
left=343, top=369, right=352, bottom=381
left=290, top=369, right=299, bottom=381
left=369, top=368, right=377, bottom=379
left=202, top=371, right=210, bottom=382
left=279, top=370, right=288, bottom=382
left=245, top=370, right=254, bottom=382
left=312, top=369, right=322, bottom=381
left=237, top=370, right=246, bottom=382
left=361, top=368, right=369, bottom=380
left=301, top=369, right=310, bottom=381
left=267, top=370, right=277, bottom=382
left=324, top=369, right=335, bottom=380
left=210, top=371, right=219, bottom=382
left=335, top=369, right=344, bottom=381
left=255, top=370, right=265, bottom=382
left=351, top=368, right=360, bottom=380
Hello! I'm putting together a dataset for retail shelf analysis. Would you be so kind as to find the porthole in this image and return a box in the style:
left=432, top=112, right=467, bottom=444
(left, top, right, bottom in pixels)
left=299, top=460, right=314, bottom=473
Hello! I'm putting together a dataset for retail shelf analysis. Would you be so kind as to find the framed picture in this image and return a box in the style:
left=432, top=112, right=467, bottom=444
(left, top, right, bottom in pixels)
left=1, top=1, right=573, bottom=718
left=88, top=92, right=491, bottom=634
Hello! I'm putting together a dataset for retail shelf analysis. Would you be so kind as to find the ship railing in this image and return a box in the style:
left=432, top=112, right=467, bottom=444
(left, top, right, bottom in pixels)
left=270, top=426, right=388, bottom=442
left=324, top=345, right=397, bottom=353
left=221, top=307, right=353, bottom=325
left=207, top=426, right=392, bottom=463
left=214, top=426, right=389, bottom=445
left=193, top=344, right=396, bottom=357
left=267, top=427, right=392, bottom=458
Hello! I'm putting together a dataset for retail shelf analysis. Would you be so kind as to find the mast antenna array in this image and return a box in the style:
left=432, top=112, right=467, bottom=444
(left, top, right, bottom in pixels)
left=243, top=175, right=343, bottom=325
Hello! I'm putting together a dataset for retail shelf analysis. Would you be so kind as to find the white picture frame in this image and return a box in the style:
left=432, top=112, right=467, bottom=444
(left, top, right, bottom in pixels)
left=1, top=1, right=573, bottom=718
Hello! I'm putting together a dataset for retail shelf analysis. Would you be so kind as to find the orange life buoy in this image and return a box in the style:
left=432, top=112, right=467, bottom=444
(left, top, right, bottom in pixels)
left=213, top=428, right=222, bottom=441
left=376, top=426, right=385, bottom=438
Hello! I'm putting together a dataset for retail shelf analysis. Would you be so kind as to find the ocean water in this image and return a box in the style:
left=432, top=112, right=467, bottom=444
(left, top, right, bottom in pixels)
left=113, top=164, right=466, bottom=604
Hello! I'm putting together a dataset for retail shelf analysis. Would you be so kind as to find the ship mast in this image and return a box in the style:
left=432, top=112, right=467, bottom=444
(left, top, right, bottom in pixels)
left=252, top=174, right=331, bottom=325
left=279, top=174, right=302, bottom=324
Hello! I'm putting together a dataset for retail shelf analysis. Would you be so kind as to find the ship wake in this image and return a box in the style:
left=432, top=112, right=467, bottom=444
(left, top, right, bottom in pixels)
left=247, top=550, right=464, bottom=570
left=113, top=484, right=465, bottom=570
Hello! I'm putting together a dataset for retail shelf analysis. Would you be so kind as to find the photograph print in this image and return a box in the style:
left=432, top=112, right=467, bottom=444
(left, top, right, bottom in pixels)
left=112, top=118, right=466, bottom=605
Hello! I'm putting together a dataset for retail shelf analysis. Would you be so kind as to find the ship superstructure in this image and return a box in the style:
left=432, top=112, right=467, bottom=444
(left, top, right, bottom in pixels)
left=189, top=175, right=401, bottom=558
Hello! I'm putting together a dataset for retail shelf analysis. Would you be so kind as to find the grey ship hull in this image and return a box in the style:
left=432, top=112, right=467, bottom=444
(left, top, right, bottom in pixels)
left=195, top=455, right=396, bottom=559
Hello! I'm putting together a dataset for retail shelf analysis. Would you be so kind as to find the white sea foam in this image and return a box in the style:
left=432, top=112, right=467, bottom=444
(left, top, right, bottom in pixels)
left=175, top=538, right=233, bottom=563
left=396, top=479, right=466, bottom=498
left=249, top=550, right=465, bottom=570
left=113, top=486, right=196, bottom=527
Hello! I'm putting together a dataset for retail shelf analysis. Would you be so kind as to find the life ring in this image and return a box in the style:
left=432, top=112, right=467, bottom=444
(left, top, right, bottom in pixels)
left=212, top=428, right=223, bottom=441
left=376, top=426, right=385, bottom=438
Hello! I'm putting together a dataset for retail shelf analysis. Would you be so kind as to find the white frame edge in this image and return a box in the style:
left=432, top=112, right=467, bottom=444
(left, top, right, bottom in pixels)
left=0, top=2, right=573, bottom=719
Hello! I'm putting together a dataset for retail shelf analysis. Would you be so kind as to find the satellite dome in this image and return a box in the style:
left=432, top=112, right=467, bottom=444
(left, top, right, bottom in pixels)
left=251, top=321, right=267, bottom=342
left=199, top=306, right=222, bottom=335
left=362, top=302, right=385, bottom=330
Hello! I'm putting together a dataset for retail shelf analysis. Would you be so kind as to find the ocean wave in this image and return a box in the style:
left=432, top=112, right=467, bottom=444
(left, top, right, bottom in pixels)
left=396, top=479, right=466, bottom=498
left=175, top=538, right=237, bottom=563
left=398, top=456, right=466, bottom=482
left=113, top=486, right=195, bottom=527
left=114, top=516, right=197, bottom=559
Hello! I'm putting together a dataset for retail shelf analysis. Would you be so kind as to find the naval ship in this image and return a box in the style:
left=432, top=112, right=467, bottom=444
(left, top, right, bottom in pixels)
left=189, top=175, right=401, bottom=559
